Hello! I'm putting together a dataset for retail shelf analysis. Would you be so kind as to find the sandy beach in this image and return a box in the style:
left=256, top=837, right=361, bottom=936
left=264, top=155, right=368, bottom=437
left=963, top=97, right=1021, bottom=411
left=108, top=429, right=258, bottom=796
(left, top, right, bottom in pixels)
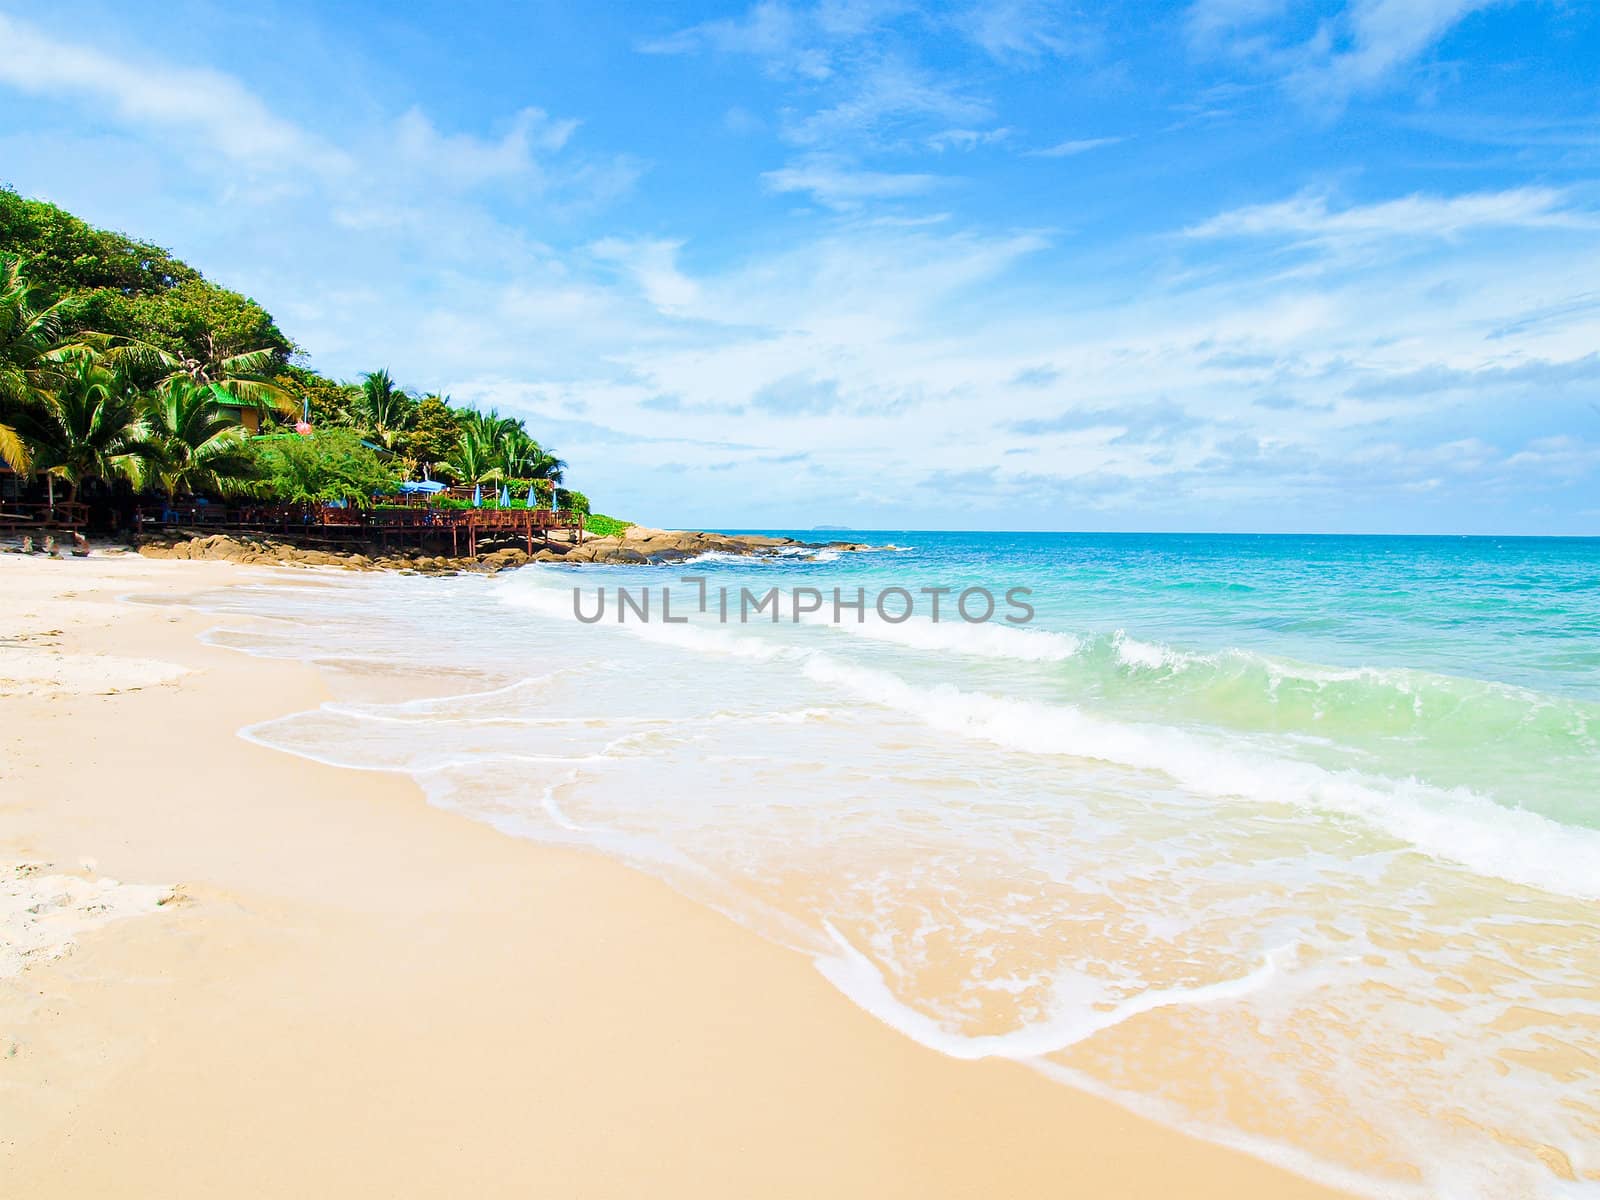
left=0, top=552, right=1350, bottom=1198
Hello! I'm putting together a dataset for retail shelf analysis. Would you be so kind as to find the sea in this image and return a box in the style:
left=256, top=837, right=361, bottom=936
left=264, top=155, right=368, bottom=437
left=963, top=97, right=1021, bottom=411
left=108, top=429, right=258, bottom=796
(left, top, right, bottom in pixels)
left=187, top=531, right=1599, bottom=1198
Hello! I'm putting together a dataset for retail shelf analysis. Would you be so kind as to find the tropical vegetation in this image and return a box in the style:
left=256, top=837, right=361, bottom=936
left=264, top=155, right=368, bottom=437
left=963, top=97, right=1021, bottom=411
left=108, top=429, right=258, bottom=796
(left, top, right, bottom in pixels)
left=0, top=185, right=622, bottom=526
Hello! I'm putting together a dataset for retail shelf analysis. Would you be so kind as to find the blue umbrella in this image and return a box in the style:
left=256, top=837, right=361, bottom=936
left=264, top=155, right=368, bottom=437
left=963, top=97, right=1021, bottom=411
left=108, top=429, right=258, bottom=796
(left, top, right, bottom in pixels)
left=499, top=484, right=511, bottom=507
left=472, top=484, right=482, bottom=508
left=525, top=485, right=538, bottom=509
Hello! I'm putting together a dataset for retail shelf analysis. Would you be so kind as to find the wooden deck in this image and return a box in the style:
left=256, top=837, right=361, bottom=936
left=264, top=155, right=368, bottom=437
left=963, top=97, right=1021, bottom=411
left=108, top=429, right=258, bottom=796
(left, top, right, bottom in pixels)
left=0, top=501, right=89, bottom=535
left=134, top=500, right=585, bottom=556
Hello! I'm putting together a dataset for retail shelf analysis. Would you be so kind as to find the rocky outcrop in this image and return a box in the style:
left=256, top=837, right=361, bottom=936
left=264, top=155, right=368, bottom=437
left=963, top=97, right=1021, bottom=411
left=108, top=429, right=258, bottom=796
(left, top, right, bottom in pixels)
left=133, top=528, right=880, bottom=573
left=556, top=526, right=875, bottom=566
left=136, top=533, right=531, bottom=576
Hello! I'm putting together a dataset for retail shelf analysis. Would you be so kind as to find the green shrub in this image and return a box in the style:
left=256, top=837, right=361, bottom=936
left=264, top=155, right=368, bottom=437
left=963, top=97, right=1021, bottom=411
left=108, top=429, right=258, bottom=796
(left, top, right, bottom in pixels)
left=585, top=513, right=631, bottom=538
left=555, top=487, right=590, bottom=516
left=251, top=430, right=397, bottom=505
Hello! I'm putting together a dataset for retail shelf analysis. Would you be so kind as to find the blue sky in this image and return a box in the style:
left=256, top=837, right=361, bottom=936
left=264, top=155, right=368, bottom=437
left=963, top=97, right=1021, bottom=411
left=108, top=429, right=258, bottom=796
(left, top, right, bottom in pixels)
left=1, top=0, right=1597, bottom=533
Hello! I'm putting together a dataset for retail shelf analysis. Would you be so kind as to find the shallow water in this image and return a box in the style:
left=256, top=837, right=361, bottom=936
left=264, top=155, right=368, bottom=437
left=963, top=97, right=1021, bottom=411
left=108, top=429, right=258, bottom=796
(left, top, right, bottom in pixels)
left=188, top=532, right=1600, bottom=1198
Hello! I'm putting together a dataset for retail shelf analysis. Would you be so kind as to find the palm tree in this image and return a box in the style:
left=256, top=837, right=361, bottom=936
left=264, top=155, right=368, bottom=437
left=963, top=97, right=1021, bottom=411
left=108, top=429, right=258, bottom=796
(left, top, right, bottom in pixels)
left=0, top=253, right=85, bottom=472
left=353, top=369, right=415, bottom=449
left=493, top=426, right=565, bottom=484
left=17, top=353, right=153, bottom=505
left=443, top=418, right=504, bottom=488
left=144, top=378, right=262, bottom=498
left=522, top=443, right=565, bottom=487
left=104, top=333, right=295, bottom=421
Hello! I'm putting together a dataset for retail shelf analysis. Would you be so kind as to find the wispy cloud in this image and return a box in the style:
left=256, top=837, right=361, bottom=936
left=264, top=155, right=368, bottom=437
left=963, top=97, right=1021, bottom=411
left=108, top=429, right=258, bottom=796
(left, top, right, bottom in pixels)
left=925, top=127, right=1013, bottom=152
left=589, top=238, right=702, bottom=317
left=1291, top=0, right=1506, bottom=103
left=1029, top=135, right=1125, bottom=158
left=957, top=0, right=1093, bottom=65
left=782, top=57, right=991, bottom=148
left=392, top=107, right=579, bottom=188
left=1186, top=187, right=1593, bottom=246
left=761, top=156, right=942, bottom=210
left=638, top=0, right=833, bottom=79
left=0, top=12, right=348, bottom=176
left=1186, top=0, right=1511, bottom=105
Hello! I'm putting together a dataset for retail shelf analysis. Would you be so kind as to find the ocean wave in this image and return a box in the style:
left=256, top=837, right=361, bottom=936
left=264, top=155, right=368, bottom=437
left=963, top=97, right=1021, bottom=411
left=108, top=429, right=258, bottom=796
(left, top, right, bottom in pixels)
left=814, top=920, right=1290, bottom=1059
left=800, top=655, right=1600, bottom=901
left=816, top=612, right=1082, bottom=662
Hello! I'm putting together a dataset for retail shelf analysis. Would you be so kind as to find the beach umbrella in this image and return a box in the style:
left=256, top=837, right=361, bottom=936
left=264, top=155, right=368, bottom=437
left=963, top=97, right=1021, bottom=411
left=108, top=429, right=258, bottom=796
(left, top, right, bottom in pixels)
left=499, top=484, right=511, bottom=507
left=472, top=484, right=482, bottom=508
left=525, top=485, right=538, bottom=509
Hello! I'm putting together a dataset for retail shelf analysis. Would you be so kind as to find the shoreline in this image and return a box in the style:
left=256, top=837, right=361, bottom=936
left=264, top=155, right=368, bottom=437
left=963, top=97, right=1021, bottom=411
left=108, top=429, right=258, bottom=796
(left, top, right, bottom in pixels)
left=1, top=553, right=1351, bottom=1198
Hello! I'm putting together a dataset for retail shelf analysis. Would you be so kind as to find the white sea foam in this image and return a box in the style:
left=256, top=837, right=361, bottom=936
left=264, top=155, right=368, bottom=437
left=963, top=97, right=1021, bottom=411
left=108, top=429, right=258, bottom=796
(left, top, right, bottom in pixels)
left=819, top=612, right=1082, bottom=662
left=800, top=655, right=1600, bottom=902
left=1112, top=629, right=1199, bottom=671
left=813, top=920, right=1290, bottom=1059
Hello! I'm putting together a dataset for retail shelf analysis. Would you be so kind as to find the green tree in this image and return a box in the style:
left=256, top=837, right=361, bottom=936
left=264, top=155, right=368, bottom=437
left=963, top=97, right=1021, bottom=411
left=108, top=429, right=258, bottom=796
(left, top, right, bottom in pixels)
left=108, top=335, right=295, bottom=420
left=17, top=353, right=153, bottom=505
left=352, top=369, right=416, bottom=450
left=251, top=430, right=397, bottom=505
left=442, top=418, right=504, bottom=487
left=493, top=426, right=565, bottom=485
left=400, top=394, right=459, bottom=470
left=0, top=253, right=85, bottom=471
left=0, top=186, right=293, bottom=366
left=144, top=379, right=263, bottom=498
left=272, top=364, right=357, bottom=429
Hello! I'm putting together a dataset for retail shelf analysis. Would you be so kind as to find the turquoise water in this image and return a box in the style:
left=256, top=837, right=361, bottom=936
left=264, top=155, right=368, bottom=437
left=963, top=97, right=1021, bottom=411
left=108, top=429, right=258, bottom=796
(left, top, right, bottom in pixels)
left=729, top=531, right=1600, bottom=829
left=191, top=532, right=1600, bottom=1199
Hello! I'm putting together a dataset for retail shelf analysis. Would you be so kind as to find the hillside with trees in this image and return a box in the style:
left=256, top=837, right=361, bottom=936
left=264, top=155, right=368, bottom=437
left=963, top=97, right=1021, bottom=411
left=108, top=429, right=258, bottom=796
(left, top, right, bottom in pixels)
left=0, top=185, right=599, bottom=521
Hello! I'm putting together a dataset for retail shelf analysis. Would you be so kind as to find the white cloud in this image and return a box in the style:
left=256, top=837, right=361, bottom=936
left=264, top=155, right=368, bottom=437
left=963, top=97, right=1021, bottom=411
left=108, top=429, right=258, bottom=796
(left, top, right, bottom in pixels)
left=1292, top=0, right=1504, bottom=102
left=639, top=1, right=832, bottom=79
left=0, top=13, right=349, bottom=177
left=392, top=106, right=578, bottom=187
left=925, top=127, right=1013, bottom=152
left=959, top=0, right=1089, bottom=64
left=783, top=57, right=990, bottom=148
left=761, top=156, right=943, bottom=209
left=1029, top=135, right=1125, bottom=158
left=589, top=238, right=702, bottom=317
left=1186, top=0, right=1510, bottom=104
left=1186, top=187, right=1593, bottom=246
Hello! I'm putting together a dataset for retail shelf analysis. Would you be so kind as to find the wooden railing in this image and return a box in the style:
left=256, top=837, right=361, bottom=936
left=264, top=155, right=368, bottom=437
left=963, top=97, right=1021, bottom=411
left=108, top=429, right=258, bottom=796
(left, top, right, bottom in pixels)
left=0, top=501, right=89, bottom=532
left=133, top=500, right=585, bottom=555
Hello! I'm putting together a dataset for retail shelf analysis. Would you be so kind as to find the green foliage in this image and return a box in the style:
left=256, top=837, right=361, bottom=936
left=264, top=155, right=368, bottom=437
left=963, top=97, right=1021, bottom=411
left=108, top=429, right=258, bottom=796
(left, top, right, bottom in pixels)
left=250, top=430, right=397, bottom=505
left=556, top=488, right=590, bottom=516
left=0, top=190, right=615, bottom=521
left=0, top=251, right=89, bottom=471
left=0, top=186, right=293, bottom=366
left=501, top=477, right=555, bottom=500
left=585, top=513, right=631, bottom=537
left=145, top=379, right=264, bottom=498
left=273, top=364, right=356, bottom=429
left=353, top=369, right=416, bottom=449
left=401, top=395, right=460, bottom=466
left=443, top=414, right=504, bottom=487
left=14, top=353, right=154, bottom=501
